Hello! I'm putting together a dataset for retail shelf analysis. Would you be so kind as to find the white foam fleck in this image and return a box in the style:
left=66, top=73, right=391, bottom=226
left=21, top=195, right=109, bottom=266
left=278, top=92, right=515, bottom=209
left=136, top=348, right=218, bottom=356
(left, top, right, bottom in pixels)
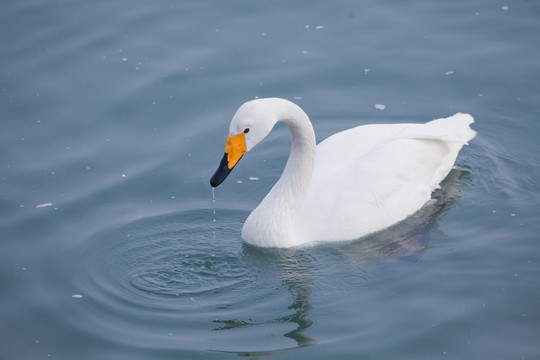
left=36, top=202, right=53, bottom=208
left=374, top=104, right=386, bottom=110
left=315, top=25, right=325, bottom=30
left=445, top=71, right=454, bottom=75
left=249, top=177, right=259, bottom=181
left=71, top=294, right=83, bottom=299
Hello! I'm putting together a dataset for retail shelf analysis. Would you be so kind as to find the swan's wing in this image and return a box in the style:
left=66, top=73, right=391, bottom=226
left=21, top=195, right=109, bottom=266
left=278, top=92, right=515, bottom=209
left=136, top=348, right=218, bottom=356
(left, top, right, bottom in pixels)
left=299, top=113, right=475, bottom=242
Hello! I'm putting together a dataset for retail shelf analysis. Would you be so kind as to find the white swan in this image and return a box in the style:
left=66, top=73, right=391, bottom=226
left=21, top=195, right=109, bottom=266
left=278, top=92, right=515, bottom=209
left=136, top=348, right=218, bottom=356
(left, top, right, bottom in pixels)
left=210, top=98, right=476, bottom=248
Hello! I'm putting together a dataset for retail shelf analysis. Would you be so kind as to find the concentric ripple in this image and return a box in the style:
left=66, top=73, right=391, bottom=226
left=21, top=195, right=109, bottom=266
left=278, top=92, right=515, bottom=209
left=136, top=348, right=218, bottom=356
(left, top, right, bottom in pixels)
left=63, top=208, right=320, bottom=355
left=77, top=209, right=251, bottom=303
left=112, top=218, right=249, bottom=298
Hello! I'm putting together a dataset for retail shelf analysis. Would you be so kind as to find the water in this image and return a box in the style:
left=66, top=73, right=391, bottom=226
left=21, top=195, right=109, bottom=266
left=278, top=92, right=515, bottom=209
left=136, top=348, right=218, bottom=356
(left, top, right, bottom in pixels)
left=1, top=1, right=539, bottom=359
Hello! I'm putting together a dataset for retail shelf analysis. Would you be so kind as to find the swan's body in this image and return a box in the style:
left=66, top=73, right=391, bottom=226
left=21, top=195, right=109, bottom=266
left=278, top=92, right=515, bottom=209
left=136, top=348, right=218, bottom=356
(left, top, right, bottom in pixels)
left=211, top=98, right=476, bottom=248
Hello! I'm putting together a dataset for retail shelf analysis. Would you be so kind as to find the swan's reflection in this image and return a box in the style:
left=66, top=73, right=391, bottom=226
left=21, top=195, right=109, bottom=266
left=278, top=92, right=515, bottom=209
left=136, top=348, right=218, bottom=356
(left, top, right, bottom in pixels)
left=212, top=169, right=470, bottom=358
left=212, top=246, right=317, bottom=358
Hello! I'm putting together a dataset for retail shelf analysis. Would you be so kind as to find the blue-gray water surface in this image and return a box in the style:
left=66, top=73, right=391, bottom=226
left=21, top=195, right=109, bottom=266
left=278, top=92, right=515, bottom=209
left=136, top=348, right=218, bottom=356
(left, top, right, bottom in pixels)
left=1, top=1, right=539, bottom=359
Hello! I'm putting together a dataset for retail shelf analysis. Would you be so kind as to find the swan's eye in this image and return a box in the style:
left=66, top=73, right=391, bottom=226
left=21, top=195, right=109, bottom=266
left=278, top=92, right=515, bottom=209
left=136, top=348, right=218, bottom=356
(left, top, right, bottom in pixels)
left=244, top=128, right=250, bottom=134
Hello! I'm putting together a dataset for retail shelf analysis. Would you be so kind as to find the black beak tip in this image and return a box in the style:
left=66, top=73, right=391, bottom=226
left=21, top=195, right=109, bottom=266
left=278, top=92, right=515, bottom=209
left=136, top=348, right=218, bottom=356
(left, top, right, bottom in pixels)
left=210, top=153, right=232, bottom=188
left=210, top=176, right=221, bottom=188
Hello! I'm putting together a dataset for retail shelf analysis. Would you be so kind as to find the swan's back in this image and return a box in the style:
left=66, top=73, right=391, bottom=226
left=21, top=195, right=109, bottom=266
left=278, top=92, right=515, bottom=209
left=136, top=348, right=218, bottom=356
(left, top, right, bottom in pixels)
left=299, top=113, right=476, bottom=242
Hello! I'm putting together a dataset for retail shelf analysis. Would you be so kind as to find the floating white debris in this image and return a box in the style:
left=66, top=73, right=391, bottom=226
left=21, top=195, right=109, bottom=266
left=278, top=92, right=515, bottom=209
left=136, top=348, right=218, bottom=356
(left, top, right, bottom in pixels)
left=374, top=104, right=386, bottom=110
left=249, top=177, right=259, bottom=181
left=72, top=294, right=83, bottom=299
left=121, top=57, right=128, bottom=62
left=502, top=5, right=509, bottom=11
left=315, top=25, right=325, bottom=30
left=364, top=69, right=370, bottom=74
left=445, top=71, right=454, bottom=76
left=236, top=180, right=242, bottom=184
left=122, top=174, right=126, bottom=178
left=302, top=50, right=308, bottom=54
left=36, top=203, right=53, bottom=208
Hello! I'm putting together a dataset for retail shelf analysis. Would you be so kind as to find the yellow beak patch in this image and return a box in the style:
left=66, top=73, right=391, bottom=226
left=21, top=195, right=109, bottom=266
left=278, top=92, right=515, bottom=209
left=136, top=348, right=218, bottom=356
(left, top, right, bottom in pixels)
left=225, top=132, right=246, bottom=169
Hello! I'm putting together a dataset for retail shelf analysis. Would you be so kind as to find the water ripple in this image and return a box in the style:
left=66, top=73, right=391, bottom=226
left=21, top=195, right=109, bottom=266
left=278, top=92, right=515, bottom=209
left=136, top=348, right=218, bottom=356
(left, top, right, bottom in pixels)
left=62, top=208, right=319, bottom=355
left=77, top=209, right=250, bottom=304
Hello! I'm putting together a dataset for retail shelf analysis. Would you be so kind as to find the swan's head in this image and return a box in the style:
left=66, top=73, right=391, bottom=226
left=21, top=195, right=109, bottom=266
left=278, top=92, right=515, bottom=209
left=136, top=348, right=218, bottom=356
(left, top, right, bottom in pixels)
left=210, top=99, right=279, bottom=187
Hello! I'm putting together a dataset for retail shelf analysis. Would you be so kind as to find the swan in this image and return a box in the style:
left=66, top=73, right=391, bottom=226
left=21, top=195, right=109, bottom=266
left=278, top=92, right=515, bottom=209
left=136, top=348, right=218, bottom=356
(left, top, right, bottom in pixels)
left=210, top=98, right=476, bottom=248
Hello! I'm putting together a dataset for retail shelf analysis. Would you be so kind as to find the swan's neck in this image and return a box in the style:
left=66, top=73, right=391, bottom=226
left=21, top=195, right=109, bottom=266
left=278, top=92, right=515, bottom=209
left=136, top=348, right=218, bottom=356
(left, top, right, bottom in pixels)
left=243, top=101, right=316, bottom=247
left=276, top=113, right=317, bottom=200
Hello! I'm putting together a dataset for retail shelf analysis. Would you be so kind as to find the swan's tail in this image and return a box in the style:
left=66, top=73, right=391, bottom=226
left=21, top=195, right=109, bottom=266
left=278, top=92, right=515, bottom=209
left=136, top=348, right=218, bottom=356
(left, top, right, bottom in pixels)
left=396, top=113, right=476, bottom=145
left=425, top=113, right=476, bottom=144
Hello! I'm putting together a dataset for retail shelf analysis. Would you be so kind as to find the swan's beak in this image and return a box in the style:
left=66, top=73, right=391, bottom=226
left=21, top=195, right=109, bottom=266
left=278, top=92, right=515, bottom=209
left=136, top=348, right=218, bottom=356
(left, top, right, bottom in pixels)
left=210, top=132, right=246, bottom=187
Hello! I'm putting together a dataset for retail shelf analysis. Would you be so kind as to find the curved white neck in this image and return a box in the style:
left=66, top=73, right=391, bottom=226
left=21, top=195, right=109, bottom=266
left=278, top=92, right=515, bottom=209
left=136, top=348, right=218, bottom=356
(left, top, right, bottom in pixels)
left=275, top=108, right=317, bottom=199
left=242, top=100, right=316, bottom=247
